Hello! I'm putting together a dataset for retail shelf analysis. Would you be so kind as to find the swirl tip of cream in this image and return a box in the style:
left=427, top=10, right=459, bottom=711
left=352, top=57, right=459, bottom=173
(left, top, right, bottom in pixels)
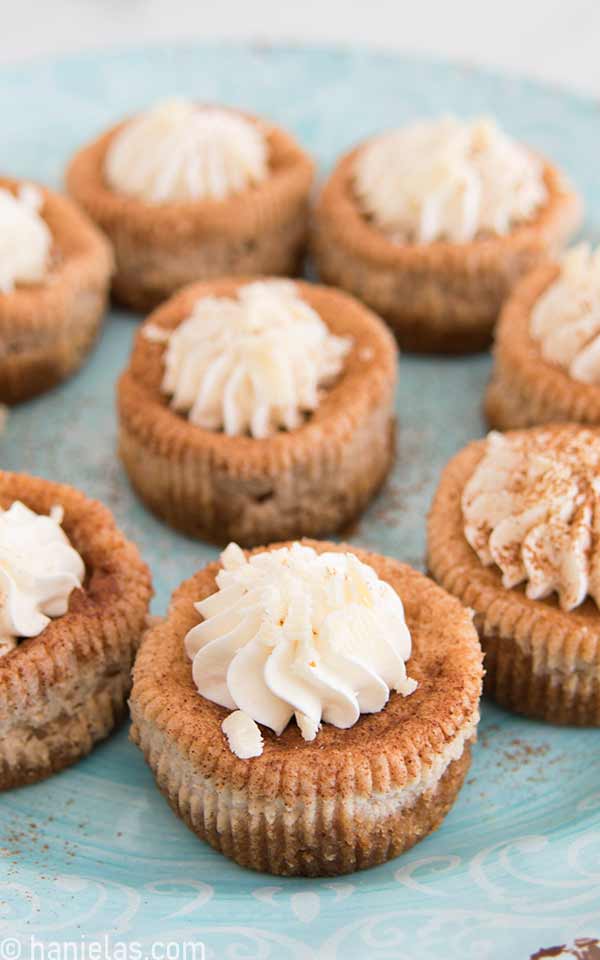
left=104, top=98, right=269, bottom=204
left=354, top=114, right=546, bottom=244
left=531, top=242, right=600, bottom=385
left=0, top=500, right=85, bottom=656
left=161, top=280, right=352, bottom=439
left=186, top=541, right=417, bottom=758
left=0, top=183, right=51, bottom=295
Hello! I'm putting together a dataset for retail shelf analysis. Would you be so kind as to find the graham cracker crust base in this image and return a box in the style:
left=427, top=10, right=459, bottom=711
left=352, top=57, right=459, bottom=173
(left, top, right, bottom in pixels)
left=133, top=712, right=471, bottom=876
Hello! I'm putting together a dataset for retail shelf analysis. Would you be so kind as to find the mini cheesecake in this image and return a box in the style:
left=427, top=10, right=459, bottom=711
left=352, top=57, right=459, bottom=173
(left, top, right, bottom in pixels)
left=0, top=176, right=112, bottom=403
left=130, top=540, right=483, bottom=876
left=66, top=100, right=314, bottom=311
left=312, top=116, right=581, bottom=353
left=117, top=277, right=398, bottom=546
left=487, top=245, right=600, bottom=430
left=0, top=471, right=152, bottom=789
left=428, top=425, right=600, bottom=725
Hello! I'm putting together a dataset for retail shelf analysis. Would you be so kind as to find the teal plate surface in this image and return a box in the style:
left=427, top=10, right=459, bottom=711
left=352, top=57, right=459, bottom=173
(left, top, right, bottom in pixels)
left=1, top=43, right=600, bottom=960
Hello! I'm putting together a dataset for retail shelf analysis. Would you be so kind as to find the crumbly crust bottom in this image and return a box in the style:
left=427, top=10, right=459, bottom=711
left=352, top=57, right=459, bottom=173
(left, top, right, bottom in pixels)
left=311, top=151, right=581, bottom=354
left=129, top=540, right=482, bottom=875
left=485, top=264, right=600, bottom=430
left=131, top=708, right=472, bottom=876
left=0, top=177, right=113, bottom=404
left=117, top=278, right=398, bottom=546
left=0, top=471, right=152, bottom=789
left=427, top=429, right=600, bottom=725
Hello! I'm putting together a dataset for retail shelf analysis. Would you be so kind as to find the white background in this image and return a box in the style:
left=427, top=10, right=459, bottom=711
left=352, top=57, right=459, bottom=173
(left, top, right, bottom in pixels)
left=2, top=0, right=599, bottom=97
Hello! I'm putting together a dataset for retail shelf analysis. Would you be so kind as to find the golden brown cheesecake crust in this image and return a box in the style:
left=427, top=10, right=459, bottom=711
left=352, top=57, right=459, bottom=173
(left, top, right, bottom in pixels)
left=311, top=148, right=581, bottom=354
left=0, top=471, right=152, bottom=789
left=0, top=177, right=113, bottom=404
left=66, top=111, right=315, bottom=312
left=485, top=264, right=600, bottom=430
left=117, top=277, right=398, bottom=546
left=427, top=427, right=600, bottom=725
left=130, top=539, right=483, bottom=876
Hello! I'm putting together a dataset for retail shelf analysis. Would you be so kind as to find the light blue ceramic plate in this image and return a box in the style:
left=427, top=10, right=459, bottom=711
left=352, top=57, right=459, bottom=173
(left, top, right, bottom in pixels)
left=1, top=43, right=599, bottom=960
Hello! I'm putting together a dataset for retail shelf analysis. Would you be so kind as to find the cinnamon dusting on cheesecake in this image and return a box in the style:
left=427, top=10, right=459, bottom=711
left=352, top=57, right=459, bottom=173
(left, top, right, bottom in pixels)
left=462, top=428, right=600, bottom=611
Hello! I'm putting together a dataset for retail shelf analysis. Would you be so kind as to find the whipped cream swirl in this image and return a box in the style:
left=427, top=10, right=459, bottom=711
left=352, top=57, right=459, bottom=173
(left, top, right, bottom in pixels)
left=161, top=280, right=352, bottom=439
left=531, top=244, right=600, bottom=384
left=185, top=542, right=417, bottom=756
left=105, top=99, right=268, bottom=204
left=0, top=184, right=51, bottom=294
left=0, top=501, right=85, bottom=657
left=463, top=429, right=600, bottom=611
left=354, top=116, right=547, bottom=244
